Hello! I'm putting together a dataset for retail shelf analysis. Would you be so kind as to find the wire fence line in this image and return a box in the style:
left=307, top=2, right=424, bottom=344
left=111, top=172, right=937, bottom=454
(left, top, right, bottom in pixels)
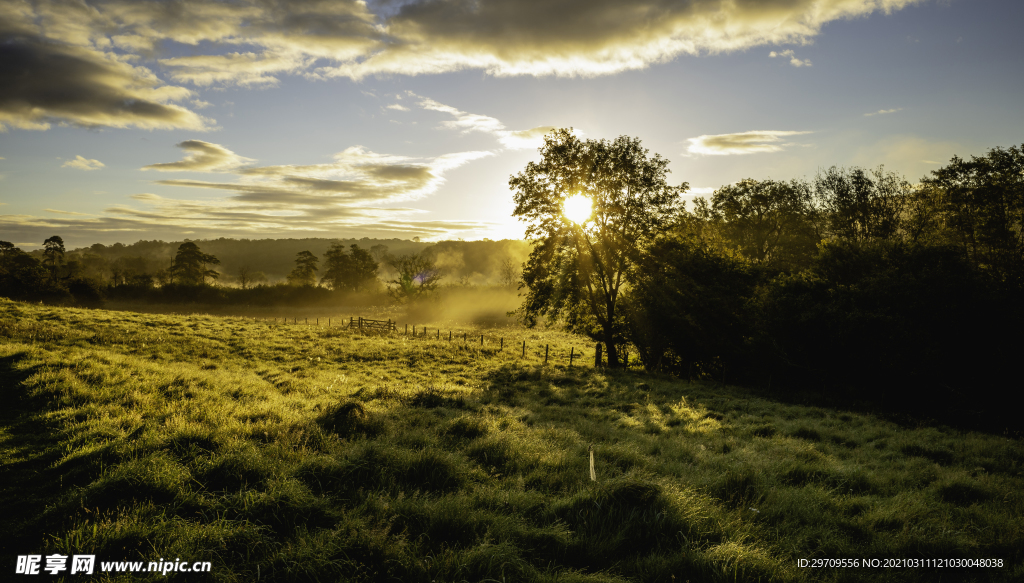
left=244, top=314, right=636, bottom=368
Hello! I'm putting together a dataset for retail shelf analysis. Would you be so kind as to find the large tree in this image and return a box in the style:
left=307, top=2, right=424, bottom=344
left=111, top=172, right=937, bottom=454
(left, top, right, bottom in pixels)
left=321, top=244, right=378, bottom=292
left=169, top=242, right=220, bottom=285
left=386, top=252, right=442, bottom=301
left=287, top=251, right=319, bottom=286
left=42, top=235, right=65, bottom=282
left=813, top=165, right=911, bottom=242
left=920, top=144, right=1024, bottom=278
left=702, top=178, right=819, bottom=270
left=510, top=129, right=687, bottom=367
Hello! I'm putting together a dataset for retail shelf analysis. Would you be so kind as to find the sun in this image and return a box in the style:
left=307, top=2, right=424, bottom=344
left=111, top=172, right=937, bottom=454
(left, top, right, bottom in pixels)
left=563, top=194, right=592, bottom=224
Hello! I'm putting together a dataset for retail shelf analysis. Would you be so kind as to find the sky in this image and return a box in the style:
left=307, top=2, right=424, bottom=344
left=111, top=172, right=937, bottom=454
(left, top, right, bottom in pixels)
left=1, top=0, right=1022, bottom=249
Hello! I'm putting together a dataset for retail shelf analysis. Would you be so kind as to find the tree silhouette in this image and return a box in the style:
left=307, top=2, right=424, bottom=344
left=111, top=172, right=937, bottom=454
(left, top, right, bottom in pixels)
left=386, top=252, right=441, bottom=301
left=321, top=244, right=378, bottom=292
left=169, top=242, right=220, bottom=285
left=287, top=251, right=319, bottom=286
left=510, top=129, right=686, bottom=367
left=704, top=178, right=819, bottom=270
left=42, top=235, right=65, bottom=282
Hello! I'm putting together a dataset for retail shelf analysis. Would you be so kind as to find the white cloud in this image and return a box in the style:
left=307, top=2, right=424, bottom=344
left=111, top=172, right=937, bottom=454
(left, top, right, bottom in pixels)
left=415, top=94, right=568, bottom=150
left=686, top=130, right=813, bottom=156
left=769, top=49, right=811, bottom=67
left=864, top=108, right=903, bottom=117
left=386, top=104, right=410, bottom=111
left=62, top=155, right=105, bottom=170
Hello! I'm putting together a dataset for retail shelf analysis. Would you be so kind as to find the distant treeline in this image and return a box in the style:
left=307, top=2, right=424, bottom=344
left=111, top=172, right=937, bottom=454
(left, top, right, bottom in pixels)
left=0, top=237, right=530, bottom=307
left=623, top=146, right=1023, bottom=431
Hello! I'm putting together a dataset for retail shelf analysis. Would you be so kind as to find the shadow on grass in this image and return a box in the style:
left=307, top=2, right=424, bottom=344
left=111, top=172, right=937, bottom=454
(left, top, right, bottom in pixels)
left=0, top=352, right=65, bottom=554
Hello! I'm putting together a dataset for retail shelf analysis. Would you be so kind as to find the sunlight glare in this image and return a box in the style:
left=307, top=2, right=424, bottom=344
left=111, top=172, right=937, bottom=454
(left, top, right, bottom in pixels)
left=563, top=195, right=592, bottom=224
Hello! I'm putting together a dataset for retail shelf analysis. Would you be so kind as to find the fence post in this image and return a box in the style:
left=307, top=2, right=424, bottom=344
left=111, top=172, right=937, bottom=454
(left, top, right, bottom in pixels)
left=500, top=338, right=503, bottom=351
left=595, top=343, right=602, bottom=368
left=449, top=331, right=452, bottom=341
left=413, top=325, right=416, bottom=336
left=464, top=332, right=467, bottom=342
left=437, top=329, right=439, bottom=339
left=570, top=347, right=574, bottom=366
left=405, top=324, right=408, bottom=334
left=522, top=340, right=526, bottom=358
left=480, top=334, right=484, bottom=346
left=545, top=344, right=549, bottom=363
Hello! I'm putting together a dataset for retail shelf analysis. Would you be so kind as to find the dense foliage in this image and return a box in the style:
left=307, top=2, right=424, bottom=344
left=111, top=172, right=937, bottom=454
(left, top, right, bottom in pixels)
left=622, top=144, right=1024, bottom=431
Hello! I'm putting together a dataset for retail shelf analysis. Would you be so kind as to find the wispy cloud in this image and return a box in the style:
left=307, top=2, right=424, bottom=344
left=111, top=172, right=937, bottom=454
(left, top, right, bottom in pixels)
left=415, top=94, right=567, bottom=150
left=45, top=209, right=94, bottom=216
left=686, top=130, right=812, bottom=156
left=2, top=135, right=503, bottom=244
left=142, top=141, right=253, bottom=172
left=61, top=155, right=105, bottom=170
left=769, top=49, right=812, bottom=67
left=386, top=104, right=410, bottom=112
left=864, top=108, right=903, bottom=117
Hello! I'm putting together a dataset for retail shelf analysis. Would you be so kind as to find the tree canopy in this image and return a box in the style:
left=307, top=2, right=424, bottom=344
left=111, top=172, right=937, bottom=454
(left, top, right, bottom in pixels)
left=510, top=129, right=687, bottom=367
left=386, top=252, right=442, bottom=301
left=287, top=251, right=319, bottom=286
left=169, top=242, right=220, bottom=285
left=321, top=244, right=378, bottom=292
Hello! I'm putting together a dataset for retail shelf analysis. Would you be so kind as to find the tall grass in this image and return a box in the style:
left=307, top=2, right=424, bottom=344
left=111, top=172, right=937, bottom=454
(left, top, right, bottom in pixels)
left=0, top=298, right=1021, bottom=582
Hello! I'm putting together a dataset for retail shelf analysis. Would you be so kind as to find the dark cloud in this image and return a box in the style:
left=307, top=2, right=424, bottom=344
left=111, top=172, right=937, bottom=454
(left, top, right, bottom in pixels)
left=0, top=33, right=209, bottom=131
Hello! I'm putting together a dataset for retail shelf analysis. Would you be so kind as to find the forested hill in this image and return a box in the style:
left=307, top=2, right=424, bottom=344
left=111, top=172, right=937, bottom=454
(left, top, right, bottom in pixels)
left=59, top=237, right=531, bottom=284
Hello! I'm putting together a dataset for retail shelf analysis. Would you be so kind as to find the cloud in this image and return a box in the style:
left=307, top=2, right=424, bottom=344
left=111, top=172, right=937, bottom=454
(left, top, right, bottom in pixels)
left=386, top=104, right=410, bottom=111
left=160, top=52, right=313, bottom=87
left=61, top=155, right=105, bottom=170
left=864, top=108, right=903, bottom=117
left=142, top=141, right=254, bottom=172
left=45, top=209, right=94, bottom=216
left=0, top=33, right=211, bottom=132
left=769, top=49, right=811, bottom=67
left=2, top=0, right=921, bottom=125
left=686, top=130, right=813, bottom=156
left=155, top=145, right=493, bottom=205
left=0, top=141, right=497, bottom=243
left=415, top=94, right=566, bottom=150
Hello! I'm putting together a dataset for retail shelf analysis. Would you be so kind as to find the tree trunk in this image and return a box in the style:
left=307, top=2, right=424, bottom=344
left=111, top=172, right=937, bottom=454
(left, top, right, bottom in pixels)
left=604, top=330, right=620, bottom=368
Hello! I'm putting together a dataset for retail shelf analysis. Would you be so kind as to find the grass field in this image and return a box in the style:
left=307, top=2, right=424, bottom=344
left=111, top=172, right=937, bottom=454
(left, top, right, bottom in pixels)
left=1, top=297, right=1022, bottom=582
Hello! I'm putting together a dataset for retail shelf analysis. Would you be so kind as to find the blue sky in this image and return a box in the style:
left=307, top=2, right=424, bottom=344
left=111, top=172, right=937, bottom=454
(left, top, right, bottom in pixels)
left=1, top=0, right=1022, bottom=249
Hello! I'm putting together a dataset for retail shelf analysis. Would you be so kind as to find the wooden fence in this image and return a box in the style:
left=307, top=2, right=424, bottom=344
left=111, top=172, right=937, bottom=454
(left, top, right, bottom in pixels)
left=348, top=317, right=396, bottom=332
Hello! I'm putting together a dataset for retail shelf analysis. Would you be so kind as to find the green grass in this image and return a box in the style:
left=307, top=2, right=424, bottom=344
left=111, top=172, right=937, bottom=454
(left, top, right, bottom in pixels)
left=1, top=297, right=1022, bottom=582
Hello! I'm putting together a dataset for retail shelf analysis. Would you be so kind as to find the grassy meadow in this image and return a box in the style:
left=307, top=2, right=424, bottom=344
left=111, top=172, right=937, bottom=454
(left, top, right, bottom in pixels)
left=1, top=297, right=1022, bottom=582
